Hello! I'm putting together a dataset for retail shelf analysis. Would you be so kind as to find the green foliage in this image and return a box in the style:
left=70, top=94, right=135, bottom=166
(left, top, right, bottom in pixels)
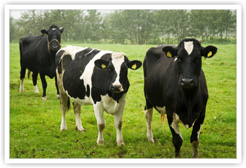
left=9, top=42, right=236, bottom=158
left=10, top=10, right=236, bottom=44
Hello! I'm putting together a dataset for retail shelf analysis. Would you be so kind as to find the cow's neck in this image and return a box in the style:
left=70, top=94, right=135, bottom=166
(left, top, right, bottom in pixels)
left=181, top=87, right=198, bottom=127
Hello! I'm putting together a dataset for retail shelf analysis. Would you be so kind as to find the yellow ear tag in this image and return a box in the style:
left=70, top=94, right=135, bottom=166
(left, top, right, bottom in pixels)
left=167, top=51, right=172, bottom=58
left=101, top=64, right=106, bottom=69
left=44, top=33, right=48, bottom=36
left=207, top=51, right=213, bottom=57
left=131, top=63, right=137, bottom=70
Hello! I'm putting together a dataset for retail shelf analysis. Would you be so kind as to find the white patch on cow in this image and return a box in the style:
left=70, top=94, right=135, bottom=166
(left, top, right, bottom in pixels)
left=52, top=28, right=56, bottom=31
left=34, top=85, right=39, bottom=94
left=170, top=113, right=183, bottom=140
left=101, top=94, right=121, bottom=114
left=156, top=106, right=166, bottom=114
left=61, top=45, right=89, bottom=60
left=184, top=41, right=194, bottom=55
left=174, top=57, right=178, bottom=62
left=145, top=108, right=154, bottom=143
left=111, top=52, right=125, bottom=91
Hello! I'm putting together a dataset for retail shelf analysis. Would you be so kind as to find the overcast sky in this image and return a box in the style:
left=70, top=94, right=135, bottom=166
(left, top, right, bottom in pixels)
left=10, top=9, right=115, bottom=19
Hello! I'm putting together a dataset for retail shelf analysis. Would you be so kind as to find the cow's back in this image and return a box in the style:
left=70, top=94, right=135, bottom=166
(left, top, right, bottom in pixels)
left=56, top=46, right=113, bottom=104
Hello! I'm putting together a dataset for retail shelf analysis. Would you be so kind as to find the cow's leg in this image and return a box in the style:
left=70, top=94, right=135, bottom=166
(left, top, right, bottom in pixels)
left=145, top=107, right=154, bottom=143
left=144, top=98, right=154, bottom=143
left=94, top=102, right=105, bottom=145
left=73, top=102, right=86, bottom=132
left=114, top=100, right=125, bottom=146
left=190, top=114, right=205, bottom=158
left=40, top=73, right=47, bottom=100
left=19, top=66, right=26, bottom=92
left=167, top=113, right=183, bottom=158
left=55, top=74, right=60, bottom=99
left=32, top=72, right=39, bottom=94
left=60, top=92, right=69, bottom=131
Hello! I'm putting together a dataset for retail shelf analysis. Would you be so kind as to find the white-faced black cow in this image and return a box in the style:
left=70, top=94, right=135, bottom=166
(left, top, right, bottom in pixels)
left=56, top=46, right=142, bottom=146
left=144, top=38, right=217, bottom=158
left=19, top=25, right=64, bottom=100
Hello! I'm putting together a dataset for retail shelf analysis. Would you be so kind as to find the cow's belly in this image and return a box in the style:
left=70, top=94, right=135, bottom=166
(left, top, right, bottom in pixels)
left=70, top=95, right=93, bottom=105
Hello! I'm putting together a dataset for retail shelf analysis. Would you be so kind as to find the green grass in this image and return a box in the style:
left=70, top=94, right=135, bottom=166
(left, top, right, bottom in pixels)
left=9, top=42, right=237, bottom=159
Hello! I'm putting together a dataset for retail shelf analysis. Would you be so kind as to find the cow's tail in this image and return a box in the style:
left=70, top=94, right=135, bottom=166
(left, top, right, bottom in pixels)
left=161, top=113, right=167, bottom=124
left=27, top=70, right=31, bottom=78
left=67, top=97, right=70, bottom=110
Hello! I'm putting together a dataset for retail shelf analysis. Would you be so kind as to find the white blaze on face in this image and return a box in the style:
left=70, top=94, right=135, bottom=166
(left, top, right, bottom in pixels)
left=111, top=52, right=125, bottom=90
left=184, top=41, right=194, bottom=55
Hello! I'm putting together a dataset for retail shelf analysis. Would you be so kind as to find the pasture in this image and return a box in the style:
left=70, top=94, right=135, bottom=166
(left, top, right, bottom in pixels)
left=9, top=42, right=237, bottom=159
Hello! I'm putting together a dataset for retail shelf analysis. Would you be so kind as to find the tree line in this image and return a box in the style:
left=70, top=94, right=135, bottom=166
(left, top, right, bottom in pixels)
left=10, top=9, right=236, bottom=44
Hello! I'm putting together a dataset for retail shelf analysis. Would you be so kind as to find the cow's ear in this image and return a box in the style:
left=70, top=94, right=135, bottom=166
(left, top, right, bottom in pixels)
left=41, top=29, right=48, bottom=36
left=162, top=46, right=177, bottom=58
left=60, top=27, right=64, bottom=33
left=95, top=59, right=109, bottom=70
left=202, top=46, right=217, bottom=58
left=128, top=60, right=142, bottom=70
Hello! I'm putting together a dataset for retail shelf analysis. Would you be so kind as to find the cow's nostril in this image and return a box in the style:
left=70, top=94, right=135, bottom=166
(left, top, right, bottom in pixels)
left=112, top=84, right=122, bottom=92
left=181, top=78, right=194, bottom=86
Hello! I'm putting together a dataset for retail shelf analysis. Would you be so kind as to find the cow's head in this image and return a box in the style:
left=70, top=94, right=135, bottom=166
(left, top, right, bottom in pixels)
left=41, top=25, right=64, bottom=51
left=162, top=38, right=217, bottom=90
left=94, top=52, right=142, bottom=93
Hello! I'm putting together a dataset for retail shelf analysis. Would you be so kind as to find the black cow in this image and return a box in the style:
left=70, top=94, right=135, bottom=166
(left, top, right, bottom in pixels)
left=19, top=25, right=64, bottom=100
left=143, top=38, right=217, bottom=158
left=56, top=45, right=142, bottom=146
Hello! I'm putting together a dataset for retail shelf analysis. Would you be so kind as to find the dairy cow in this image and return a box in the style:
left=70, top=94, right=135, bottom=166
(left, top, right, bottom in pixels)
left=56, top=45, right=142, bottom=146
left=19, top=25, right=64, bottom=100
left=143, top=38, right=217, bottom=158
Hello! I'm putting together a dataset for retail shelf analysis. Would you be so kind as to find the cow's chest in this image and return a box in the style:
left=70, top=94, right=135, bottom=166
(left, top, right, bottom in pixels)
left=101, top=94, right=124, bottom=114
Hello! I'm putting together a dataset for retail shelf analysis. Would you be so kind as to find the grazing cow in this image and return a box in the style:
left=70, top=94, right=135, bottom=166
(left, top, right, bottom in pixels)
left=143, top=38, right=217, bottom=158
left=56, top=45, right=142, bottom=146
left=19, top=25, right=64, bottom=100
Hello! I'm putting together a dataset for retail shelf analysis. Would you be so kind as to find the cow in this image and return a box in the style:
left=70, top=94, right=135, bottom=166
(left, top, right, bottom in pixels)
left=143, top=38, right=217, bottom=158
left=56, top=45, right=142, bottom=146
left=19, top=25, right=64, bottom=100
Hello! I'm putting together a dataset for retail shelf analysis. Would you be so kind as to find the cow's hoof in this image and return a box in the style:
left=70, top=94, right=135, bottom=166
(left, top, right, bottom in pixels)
left=19, top=88, right=24, bottom=93
left=97, top=140, right=104, bottom=146
left=193, top=153, right=198, bottom=158
left=175, top=153, right=181, bottom=158
left=75, top=126, right=86, bottom=132
left=60, top=127, right=67, bottom=131
left=147, top=137, right=154, bottom=144
left=42, top=96, right=47, bottom=100
left=117, top=141, right=125, bottom=146
left=57, top=94, right=60, bottom=99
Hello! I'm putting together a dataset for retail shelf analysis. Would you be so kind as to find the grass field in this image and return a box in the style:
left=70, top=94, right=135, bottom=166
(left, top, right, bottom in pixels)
left=9, top=42, right=237, bottom=159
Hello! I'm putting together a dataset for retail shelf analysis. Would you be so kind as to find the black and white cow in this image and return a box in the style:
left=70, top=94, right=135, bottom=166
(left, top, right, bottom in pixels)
left=143, top=38, right=217, bottom=158
left=19, top=25, right=64, bottom=100
left=56, top=45, right=142, bottom=146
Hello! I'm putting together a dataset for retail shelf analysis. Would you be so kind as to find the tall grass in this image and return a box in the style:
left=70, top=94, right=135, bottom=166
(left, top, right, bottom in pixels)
left=9, top=42, right=237, bottom=158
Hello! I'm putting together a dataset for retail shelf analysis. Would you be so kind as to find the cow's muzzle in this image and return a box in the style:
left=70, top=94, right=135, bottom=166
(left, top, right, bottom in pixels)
left=111, top=84, right=123, bottom=93
left=48, top=39, right=61, bottom=51
left=180, top=78, right=194, bottom=89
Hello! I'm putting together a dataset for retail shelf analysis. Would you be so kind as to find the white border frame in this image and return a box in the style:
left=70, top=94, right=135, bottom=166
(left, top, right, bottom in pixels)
left=4, top=4, right=242, bottom=164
